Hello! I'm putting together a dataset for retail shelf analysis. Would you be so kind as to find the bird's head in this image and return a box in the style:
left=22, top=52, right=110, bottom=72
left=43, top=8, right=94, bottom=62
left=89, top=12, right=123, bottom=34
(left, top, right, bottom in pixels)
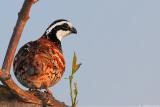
left=44, top=19, right=77, bottom=41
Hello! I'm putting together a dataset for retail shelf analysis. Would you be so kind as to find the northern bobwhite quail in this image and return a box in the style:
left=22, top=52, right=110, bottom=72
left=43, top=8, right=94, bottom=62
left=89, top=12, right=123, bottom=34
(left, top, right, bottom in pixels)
left=13, top=19, right=77, bottom=94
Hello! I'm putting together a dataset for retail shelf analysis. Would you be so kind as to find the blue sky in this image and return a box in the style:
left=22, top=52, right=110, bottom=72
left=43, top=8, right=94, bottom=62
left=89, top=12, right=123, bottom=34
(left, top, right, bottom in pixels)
left=1, top=0, right=160, bottom=106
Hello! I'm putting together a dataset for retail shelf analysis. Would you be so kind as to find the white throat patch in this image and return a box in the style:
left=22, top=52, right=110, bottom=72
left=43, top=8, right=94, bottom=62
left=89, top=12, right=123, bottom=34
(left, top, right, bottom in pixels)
left=56, top=30, right=71, bottom=41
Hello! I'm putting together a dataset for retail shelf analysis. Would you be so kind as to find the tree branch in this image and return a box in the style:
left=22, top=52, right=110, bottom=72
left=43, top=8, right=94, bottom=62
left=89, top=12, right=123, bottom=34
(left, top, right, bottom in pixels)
left=0, top=0, right=41, bottom=103
left=2, top=0, right=37, bottom=76
left=0, top=0, right=68, bottom=106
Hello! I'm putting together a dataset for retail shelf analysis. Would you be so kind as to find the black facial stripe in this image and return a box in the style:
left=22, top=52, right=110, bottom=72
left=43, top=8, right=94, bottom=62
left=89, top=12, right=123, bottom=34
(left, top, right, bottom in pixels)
left=61, top=23, right=70, bottom=30
left=42, top=19, right=71, bottom=47
left=52, top=24, right=70, bottom=32
left=45, top=25, right=69, bottom=36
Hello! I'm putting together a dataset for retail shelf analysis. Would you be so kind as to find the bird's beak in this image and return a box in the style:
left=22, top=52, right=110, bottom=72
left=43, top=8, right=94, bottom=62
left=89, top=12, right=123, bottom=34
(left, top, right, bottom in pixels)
left=71, top=27, right=77, bottom=34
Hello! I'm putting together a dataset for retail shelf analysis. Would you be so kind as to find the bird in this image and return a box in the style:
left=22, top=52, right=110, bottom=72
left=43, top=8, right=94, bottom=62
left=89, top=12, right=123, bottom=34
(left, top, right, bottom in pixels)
left=13, top=19, right=77, bottom=94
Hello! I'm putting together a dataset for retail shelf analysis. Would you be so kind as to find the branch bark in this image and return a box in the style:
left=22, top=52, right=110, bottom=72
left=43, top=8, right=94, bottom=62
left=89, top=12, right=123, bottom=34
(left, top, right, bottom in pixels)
left=1, top=0, right=41, bottom=103
left=0, top=0, right=68, bottom=106
left=2, top=0, right=37, bottom=76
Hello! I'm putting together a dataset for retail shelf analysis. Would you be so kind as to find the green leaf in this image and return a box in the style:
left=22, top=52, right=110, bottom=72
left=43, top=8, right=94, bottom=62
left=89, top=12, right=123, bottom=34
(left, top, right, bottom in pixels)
left=73, top=63, right=82, bottom=74
left=63, top=77, right=69, bottom=80
left=72, top=52, right=82, bottom=74
left=72, top=52, right=77, bottom=74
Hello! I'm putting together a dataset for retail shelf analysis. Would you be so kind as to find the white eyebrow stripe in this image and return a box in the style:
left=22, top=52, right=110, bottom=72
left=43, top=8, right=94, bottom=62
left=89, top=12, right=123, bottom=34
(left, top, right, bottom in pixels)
left=46, top=21, right=73, bottom=35
left=46, top=21, right=68, bottom=35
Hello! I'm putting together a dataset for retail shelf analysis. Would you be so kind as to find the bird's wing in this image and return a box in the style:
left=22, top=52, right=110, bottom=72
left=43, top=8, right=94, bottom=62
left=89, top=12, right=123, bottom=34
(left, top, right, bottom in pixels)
left=13, top=41, right=54, bottom=76
left=13, top=40, right=65, bottom=77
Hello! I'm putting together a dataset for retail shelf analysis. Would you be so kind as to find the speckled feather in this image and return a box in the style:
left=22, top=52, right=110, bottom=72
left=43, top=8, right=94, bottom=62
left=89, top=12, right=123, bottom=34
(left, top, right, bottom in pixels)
left=13, top=37, right=65, bottom=89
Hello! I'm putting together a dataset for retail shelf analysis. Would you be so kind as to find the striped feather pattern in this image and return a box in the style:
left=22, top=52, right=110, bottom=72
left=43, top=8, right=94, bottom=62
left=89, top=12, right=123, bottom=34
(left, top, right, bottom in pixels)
left=13, top=38, right=65, bottom=89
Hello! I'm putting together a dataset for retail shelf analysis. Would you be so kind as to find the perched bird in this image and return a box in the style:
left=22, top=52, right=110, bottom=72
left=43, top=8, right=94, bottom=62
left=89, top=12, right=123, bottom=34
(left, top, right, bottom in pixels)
left=13, top=19, right=77, bottom=94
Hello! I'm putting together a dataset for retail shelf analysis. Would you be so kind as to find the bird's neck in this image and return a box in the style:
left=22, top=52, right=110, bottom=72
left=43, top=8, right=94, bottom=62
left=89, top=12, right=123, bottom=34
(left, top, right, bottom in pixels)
left=40, top=34, right=62, bottom=52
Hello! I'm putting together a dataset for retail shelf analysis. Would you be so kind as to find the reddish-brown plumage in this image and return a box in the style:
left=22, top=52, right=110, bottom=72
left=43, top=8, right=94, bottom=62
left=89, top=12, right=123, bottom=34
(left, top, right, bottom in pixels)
left=13, top=19, right=77, bottom=94
left=13, top=37, right=65, bottom=90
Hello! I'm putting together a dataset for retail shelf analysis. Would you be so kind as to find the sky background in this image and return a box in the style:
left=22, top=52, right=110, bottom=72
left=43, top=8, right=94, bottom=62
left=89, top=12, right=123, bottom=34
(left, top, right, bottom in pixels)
left=1, top=0, right=160, bottom=106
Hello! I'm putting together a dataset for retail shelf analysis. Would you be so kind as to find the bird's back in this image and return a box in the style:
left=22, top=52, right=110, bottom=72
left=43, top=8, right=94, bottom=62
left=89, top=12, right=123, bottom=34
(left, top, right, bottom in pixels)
left=13, top=38, right=65, bottom=89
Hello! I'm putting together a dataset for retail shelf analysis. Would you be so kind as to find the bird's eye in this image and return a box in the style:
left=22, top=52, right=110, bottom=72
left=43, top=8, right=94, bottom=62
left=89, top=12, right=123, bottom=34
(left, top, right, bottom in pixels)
left=62, top=23, right=69, bottom=30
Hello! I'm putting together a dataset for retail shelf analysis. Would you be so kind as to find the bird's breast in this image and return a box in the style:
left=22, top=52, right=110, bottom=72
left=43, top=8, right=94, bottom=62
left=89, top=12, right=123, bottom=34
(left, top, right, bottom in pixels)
left=13, top=38, right=65, bottom=89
